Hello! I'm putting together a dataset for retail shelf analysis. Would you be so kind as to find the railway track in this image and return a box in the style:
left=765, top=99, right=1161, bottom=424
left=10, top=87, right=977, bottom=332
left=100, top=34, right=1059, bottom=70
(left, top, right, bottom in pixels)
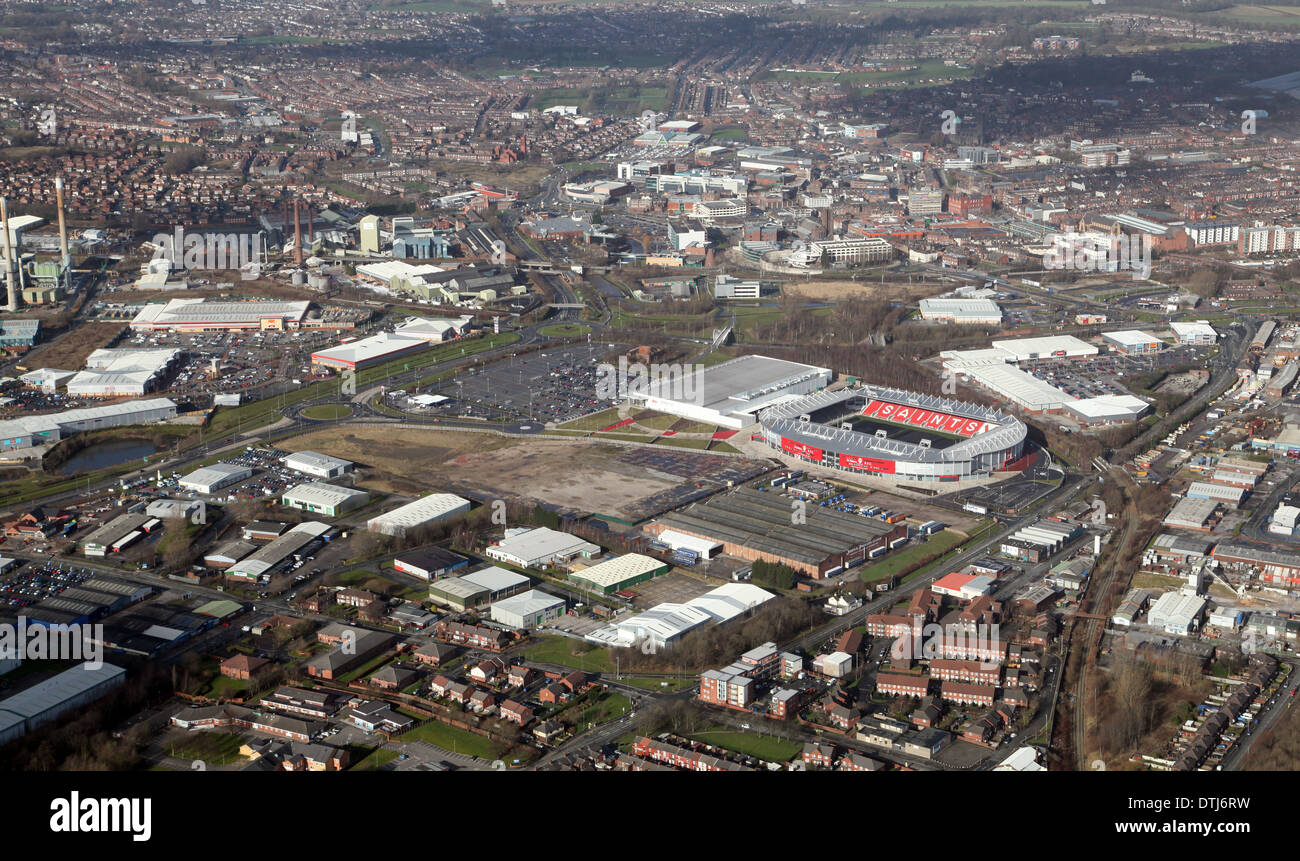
left=1070, top=469, right=1139, bottom=770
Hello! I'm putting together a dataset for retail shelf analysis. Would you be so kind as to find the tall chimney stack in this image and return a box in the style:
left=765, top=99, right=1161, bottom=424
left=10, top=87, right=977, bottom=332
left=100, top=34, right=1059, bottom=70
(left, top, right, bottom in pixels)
left=293, top=198, right=303, bottom=266
left=55, top=176, right=70, bottom=293
left=0, top=197, right=18, bottom=312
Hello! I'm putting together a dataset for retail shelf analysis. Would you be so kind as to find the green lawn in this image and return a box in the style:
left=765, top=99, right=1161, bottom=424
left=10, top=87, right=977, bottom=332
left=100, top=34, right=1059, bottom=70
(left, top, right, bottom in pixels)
left=557, top=407, right=622, bottom=431
left=301, top=403, right=355, bottom=420
left=350, top=747, right=400, bottom=771
left=620, top=676, right=695, bottom=692
left=520, top=635, right=614, bottom=673
left=402, top=720, right=503, bottom=760
left=539, top=323, right=593, bottom=338
left=652, top=437, right=712, bottom=449
left=582, top=692, right=632, bottom=724
left=688, top=728, right=801, bottom=762
left=169, top=732, right=246, bottom=766
left=860, top=529, right=968, bottom=581
left=198, top=674, right=252, bottom=699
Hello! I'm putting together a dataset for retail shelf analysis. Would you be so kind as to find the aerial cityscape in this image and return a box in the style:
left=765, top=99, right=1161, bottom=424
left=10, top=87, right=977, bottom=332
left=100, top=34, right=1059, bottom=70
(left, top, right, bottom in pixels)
left=4, top=0, right=1300, bottom=804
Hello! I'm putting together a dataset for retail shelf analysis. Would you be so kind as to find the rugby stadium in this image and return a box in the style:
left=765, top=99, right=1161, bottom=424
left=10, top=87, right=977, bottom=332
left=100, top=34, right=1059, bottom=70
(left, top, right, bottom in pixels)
left=756, top=385, right=1029, bottom=484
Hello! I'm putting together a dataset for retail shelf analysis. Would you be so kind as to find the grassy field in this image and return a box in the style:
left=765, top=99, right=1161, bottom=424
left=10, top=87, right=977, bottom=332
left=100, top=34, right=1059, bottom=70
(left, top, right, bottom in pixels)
left=652, top=437, right=712, bottom=449
left=301, top=403, right=355, bottom=420
left=557, top=407, right=622, bottom=431
left=168, top=732, right=246, bottom=766
left=521, top=634, right=614, bottom=673
left=539, top=323, right=593, bottom=338
left=402, top=720, right=504, bottom=760
left=860, top=529, right=968, bottom=581
left=688, top=728, right=802, bottom=762
left=350, top=747, right=400, bottom=771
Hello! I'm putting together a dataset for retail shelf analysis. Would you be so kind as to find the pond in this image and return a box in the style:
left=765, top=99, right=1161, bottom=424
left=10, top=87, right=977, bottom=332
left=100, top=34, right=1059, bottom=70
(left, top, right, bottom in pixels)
left=59, top=439, right=157, bottom=475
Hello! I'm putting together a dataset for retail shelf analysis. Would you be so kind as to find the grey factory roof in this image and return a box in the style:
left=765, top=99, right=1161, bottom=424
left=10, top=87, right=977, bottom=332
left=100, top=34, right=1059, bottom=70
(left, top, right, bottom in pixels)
left=654, top=486, right=896, bottom=565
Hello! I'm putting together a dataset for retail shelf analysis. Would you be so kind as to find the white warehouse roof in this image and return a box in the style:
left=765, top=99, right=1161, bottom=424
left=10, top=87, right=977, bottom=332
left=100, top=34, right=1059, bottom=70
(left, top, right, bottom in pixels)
left=281, top=450, right=353, bottom=474
left=570, top=553, right=663, bottom=590
left=282, top=482, right=369, bottom=509
left=989, top=335, right=1098, bottom=361
left=461, top=565, right=530, bottom=593
left=367, top=492, right=471, bottom=536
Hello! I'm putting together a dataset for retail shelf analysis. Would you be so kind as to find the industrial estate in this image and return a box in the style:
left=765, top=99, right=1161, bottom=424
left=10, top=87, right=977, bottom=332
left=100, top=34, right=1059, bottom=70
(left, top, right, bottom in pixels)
left=3, top=0, right=1300, bottom=796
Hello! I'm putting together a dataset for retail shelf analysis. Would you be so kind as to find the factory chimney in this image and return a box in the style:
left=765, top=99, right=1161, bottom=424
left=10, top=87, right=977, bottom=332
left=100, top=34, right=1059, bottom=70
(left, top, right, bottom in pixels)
left=55, top=176, right=70, bottom=293
left=1, top=197, right=18, bottom=312
left=293, top=198, right=303, bottom=266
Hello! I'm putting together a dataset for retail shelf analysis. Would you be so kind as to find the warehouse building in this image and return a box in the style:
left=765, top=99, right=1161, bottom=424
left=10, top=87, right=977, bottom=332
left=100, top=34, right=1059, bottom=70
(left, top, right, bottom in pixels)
left=281, top=482, right=370, bottom=517
left=281, top=450, right=354, bottom=479
left=80, top=514, right=151, bottom=557
left=999, top=519, right=1081, bottom=562
left=918, top=297, right=1003, bottom=325
left=490, top=589, right=566, bottom=629
left=130, top=298, right=311, bottom=332
left=586, top=583, right=774, bottom=651
left=1170, top=321, right=1217, bottom=346
left=988, top=335, right=1098, bottom=361
left=625, top=354, right=832, bottom=430
left=485, top=526, right=601, bottom=568
left=647, top=486, right=907, bottom=578
left=569, top=554, right=669, bottom=594
left=179, top=463, right=253, bottom=495
left=1163, top=497, right=1220, bottom=532
left=1064, top=394, right=1150, bottom=426
left=393, top=546, right=469, bottom=580
left=955, top=362, right=1076, bottom=413
left=1100, top=330, right=1163, bottom=356
left=66, top=348, right=180, bottom=398
left=0, top=662, right=127, bottom=746
left=1185, top=481, right=1247, bottom=508
left=310, top=331, right=431, bottom=372
left=1147, top=591, right=1207, bottom=634
left=429, top=566, right=530, bottom=611
left=652, top=529, right=722, bottom=561
left=0, top=398, right=178, bottom=454
left=366, top=492, right=471, bottom=538
left=1211, top=543, right=1300, bottom=588
left=225, top=522, right=331, bottom=582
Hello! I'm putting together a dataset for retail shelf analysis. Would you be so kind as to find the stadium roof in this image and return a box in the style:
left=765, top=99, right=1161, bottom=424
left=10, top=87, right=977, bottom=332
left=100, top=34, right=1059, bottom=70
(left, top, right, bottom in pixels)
left=760, top=384, right=1026, bottom=464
